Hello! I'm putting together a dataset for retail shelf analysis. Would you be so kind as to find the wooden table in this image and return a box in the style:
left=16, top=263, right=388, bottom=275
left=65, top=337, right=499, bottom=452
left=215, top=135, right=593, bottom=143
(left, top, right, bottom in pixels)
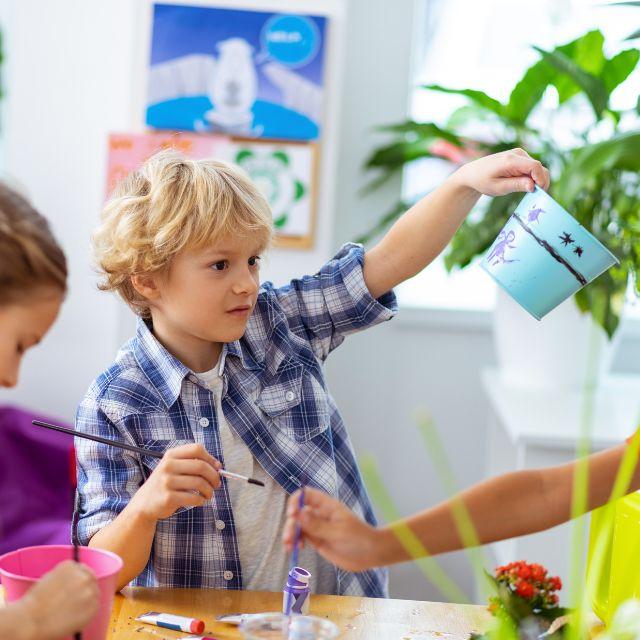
left=109, top=588, right=491, bottom=640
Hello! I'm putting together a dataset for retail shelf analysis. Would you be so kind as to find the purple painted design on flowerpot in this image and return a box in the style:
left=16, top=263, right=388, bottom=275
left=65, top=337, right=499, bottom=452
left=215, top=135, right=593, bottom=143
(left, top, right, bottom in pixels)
left=487, top=230, right=518, bottom=265
left=527, top=205, right=545, bottom=223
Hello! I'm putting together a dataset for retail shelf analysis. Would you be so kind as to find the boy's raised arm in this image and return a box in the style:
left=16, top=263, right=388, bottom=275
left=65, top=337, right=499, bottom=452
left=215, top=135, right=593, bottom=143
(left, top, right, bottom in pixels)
left=363, top=149, right=550, bottom=299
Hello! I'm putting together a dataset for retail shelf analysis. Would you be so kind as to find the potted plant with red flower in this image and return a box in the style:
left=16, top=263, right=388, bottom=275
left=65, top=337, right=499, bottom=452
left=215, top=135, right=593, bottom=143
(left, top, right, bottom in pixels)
left=473, top=561, right=568, bottom=640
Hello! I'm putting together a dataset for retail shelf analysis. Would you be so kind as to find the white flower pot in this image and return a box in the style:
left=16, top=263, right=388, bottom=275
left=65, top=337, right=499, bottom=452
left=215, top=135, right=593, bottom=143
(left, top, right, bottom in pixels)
left=493, top=287, right=620, bottom=391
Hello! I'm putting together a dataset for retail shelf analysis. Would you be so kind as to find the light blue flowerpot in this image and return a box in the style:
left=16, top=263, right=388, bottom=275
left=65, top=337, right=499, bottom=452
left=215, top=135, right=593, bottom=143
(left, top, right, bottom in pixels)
left=481, top=186, right=619, bottom=320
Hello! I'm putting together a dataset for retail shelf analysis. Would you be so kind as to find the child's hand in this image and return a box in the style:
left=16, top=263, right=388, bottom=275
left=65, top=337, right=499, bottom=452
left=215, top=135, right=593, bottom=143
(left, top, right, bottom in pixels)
left=130, top=443, right=222, bottom=521
left=283, top=487, right=383, bottom=572
left=16, top=560, right=99, bottom=640
left=453, top=148, right=550, bottom=197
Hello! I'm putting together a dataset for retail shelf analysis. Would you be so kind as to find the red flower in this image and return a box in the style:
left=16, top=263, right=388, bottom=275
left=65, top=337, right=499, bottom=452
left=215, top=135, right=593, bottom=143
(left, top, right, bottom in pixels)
left=531, top=564, right=547, bottom=582
left=517, top=564, right=532, bottom=580
left=515, top=581, right=535, bottom=599
left=548, top=576, right=562, bottom=591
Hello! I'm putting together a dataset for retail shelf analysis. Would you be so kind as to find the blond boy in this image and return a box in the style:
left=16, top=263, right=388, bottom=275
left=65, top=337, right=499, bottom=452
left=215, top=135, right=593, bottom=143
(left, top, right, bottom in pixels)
left=75, top=149, right=549, bottom=594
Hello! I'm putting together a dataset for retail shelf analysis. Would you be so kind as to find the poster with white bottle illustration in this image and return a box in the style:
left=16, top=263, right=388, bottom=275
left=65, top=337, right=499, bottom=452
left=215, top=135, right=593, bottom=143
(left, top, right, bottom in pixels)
left=146, top=4, right=327, bottom=140
left=219, top=138, right=318, bottom=248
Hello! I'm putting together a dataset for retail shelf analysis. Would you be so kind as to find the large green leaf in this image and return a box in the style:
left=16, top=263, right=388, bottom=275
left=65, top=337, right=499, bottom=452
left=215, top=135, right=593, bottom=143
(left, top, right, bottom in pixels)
left=552, top=30, right=606, bottom=104
left=505, top=60, right=556, bottom=124
left=506, top=31, right=621, bottom=124
left=533, top=45, right=609, bottom=118
left=601, top=48, right=640, bottom=94
left=553, top=131, right=640, bottom=205
left=422, top=84, right=505, bottom=117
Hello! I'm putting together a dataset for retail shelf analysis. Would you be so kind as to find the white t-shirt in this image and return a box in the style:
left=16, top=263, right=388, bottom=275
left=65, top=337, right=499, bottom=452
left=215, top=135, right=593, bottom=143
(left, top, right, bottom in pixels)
left=196, top=362, right=337, bottom=594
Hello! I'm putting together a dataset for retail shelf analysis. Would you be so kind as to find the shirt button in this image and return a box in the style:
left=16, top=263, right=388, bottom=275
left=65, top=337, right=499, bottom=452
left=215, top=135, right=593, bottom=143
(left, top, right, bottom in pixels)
left=199, top=417, right=210, bottom=428
left=285, top=390, right=296, bottom=402
left=215, top=520, right=226, bottom=531
left=223, top=570, right=234, bottom=581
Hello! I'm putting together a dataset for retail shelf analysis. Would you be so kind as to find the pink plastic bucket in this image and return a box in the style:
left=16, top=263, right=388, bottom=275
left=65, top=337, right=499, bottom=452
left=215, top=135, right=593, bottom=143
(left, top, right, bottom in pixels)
left=0, top=545, right=122, bottom=640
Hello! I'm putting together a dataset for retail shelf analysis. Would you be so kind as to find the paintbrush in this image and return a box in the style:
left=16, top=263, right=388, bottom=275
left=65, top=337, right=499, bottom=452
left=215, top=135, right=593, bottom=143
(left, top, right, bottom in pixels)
left=284, top=474, right=307, bottom=617
left=73, top=537, right=81, bottom=640
left=33, top=420, right=265, bottom=487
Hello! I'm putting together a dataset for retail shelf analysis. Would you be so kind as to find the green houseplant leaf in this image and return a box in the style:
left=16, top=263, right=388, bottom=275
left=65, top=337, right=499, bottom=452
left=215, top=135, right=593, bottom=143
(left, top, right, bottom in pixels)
left=601, top=48, right=640, bottom=94
left=505, top=60, right=556, bottom=124
left=551, top=30, right=606, bottom=105
left=553, top=131, right=640, bottom=206
left=532, top=46, right=609, bottom=119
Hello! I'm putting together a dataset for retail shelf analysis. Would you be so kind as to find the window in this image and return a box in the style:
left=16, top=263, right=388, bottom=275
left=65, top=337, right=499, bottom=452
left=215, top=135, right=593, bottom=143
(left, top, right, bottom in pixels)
left=399, top=0, right=640, bottom=314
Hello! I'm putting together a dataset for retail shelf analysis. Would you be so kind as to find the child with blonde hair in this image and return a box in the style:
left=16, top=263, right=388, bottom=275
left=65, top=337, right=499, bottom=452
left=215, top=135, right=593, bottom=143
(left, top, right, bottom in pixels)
left=0, top=183, right=99, bottom=640
left=77, top=148, right=549, bottom=594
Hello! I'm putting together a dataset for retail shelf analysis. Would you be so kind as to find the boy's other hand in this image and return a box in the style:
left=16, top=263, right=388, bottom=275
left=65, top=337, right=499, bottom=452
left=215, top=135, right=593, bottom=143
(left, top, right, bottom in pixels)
left=130, top=443, right=222, bottom=521
left=453, top=148, right=550, bottom=197
left=282, top=487, right=383, bottom=573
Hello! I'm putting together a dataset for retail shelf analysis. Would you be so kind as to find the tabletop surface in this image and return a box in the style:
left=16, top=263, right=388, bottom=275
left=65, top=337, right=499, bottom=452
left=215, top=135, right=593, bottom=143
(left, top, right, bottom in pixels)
left=108, top=587, right=491, bottom=640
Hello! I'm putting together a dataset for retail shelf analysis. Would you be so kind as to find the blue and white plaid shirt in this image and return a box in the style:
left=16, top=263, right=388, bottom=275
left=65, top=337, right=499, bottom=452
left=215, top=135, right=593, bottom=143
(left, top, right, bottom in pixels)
left=75, top=244, right=396, bottom=596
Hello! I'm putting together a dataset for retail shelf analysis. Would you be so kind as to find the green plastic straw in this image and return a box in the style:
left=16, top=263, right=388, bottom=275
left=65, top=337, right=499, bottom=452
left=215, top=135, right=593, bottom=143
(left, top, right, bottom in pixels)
left=359, top=453, right=470, bottom=603
left=416, top=411, right=487, bottom=590
left=567, top=320, right=603, bottom=640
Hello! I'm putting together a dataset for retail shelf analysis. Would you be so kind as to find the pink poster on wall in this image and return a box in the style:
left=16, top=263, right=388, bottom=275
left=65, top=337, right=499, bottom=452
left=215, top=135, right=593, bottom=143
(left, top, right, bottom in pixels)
left=105, top=131, right=228, bottom=197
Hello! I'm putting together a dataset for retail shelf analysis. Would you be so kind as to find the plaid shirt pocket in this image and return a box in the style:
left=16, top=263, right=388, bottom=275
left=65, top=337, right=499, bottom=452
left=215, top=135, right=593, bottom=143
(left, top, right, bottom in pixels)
left=257, top=361, right=330, bottom=443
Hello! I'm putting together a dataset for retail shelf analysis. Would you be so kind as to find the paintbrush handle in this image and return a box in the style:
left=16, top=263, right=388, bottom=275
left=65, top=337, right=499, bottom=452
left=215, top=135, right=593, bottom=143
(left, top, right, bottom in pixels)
left=33, top=420, right=264, bottom=487
left=33, top=420, right=163, bottom=458
left=73, top=541, right=81, bottom=640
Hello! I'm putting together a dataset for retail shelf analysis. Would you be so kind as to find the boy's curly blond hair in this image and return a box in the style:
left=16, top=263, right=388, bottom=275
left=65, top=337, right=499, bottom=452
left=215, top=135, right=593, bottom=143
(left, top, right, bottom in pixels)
left=93, top=150, right=273, bottom=317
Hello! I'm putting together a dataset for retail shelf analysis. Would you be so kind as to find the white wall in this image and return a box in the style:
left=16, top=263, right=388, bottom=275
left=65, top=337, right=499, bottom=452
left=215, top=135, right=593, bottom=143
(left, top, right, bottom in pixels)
left=0, top=0, right=136, bottom=421
left=0, top=0, right=346, bottom=420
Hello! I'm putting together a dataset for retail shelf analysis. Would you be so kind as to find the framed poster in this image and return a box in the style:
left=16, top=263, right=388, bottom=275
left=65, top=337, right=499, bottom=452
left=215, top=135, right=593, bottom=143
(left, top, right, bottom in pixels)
left=146, top=3, right=328, bottom=141
left=218, top=138, right=318, bottom=249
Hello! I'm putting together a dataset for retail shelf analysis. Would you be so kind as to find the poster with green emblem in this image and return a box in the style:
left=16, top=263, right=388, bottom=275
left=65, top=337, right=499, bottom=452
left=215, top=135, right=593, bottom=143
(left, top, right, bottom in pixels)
left=220, top=138, right=318, bottom=248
